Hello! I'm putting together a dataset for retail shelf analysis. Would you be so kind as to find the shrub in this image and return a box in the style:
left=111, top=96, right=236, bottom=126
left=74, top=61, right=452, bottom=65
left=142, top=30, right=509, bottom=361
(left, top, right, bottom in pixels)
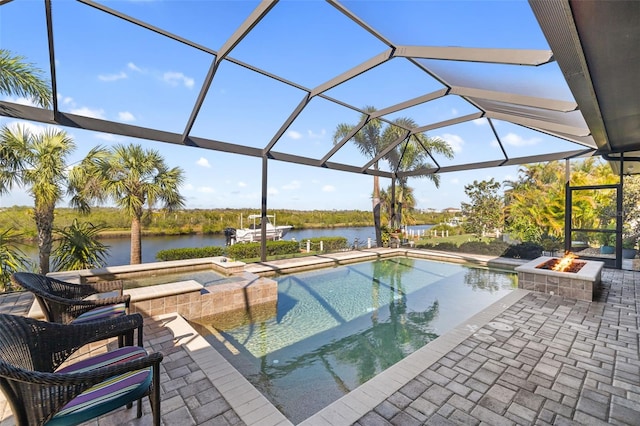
left=226, top=240, right=300, bottom=259
left=415, top=242, right=459, bottom=252
left=156, top=246, right=225, bottom=261
left=458, top=240, right=511, bottom=256
left=417, top=240, right=511, bottom=256
left=501, top=242, right=543, bottom=259
left=308, top=236, right=348, bottom=251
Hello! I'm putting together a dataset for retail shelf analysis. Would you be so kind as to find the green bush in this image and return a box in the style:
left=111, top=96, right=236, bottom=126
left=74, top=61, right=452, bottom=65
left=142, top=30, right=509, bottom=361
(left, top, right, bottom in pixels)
left=459, top=240, right=511, bottom=256
left=308, top=236, right=348, bottom=251
left=501, top=242, right=543, bottom=259
left=156, top=246, right=225, bottom=261
left=415, top=242, right=459, bottom=251
left=416, top=239, right=540, bottom=258
left=226, top=240, right=300, bottom=259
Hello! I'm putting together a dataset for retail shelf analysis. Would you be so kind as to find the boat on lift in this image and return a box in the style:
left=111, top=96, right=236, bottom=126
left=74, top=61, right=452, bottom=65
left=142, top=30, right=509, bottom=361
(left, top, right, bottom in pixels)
left=225, top=214, right=293, bottom=244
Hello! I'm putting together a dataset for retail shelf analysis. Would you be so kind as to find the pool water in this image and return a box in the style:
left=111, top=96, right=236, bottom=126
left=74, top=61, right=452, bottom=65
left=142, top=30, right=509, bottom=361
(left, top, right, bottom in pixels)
left=191, top=257, right=516, bottom=423
left=121, top=269, right=242, bottom=289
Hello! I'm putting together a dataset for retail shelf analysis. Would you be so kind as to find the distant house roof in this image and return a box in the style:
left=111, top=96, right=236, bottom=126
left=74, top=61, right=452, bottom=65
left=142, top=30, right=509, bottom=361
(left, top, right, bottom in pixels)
left=442, top=207, right=461, bottom=213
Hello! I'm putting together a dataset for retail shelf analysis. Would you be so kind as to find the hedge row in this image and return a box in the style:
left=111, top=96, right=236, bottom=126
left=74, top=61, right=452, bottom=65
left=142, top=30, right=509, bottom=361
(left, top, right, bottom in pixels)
left=157, top=237, right=544, bottom=262
left=307, top=236, right=348, bottom=251
left=226, top=240, right=300, bottom=259
left=156, top=236, right=347, bottom=262
left=156, top=246, right=225, bottom=261
left=416, top=240, right=543, bottom=260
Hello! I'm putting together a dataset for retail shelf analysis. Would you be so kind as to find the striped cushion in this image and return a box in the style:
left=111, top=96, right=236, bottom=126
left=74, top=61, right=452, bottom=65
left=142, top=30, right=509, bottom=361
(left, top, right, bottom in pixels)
left=71, top=303, right=127, bottom=324
left=48, top=346, right=151, bottom=426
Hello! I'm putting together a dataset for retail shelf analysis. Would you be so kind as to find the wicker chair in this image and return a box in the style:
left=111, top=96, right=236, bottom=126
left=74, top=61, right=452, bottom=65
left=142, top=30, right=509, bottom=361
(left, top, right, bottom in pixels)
left=0, top=313, right=162, bottom=426
left=10, top=272, right=141, bottom=346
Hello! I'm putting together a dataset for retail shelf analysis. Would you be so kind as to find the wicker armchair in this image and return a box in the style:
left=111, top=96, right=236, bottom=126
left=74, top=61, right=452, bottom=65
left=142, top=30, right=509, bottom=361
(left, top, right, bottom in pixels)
left=11, top=272, right=131, bottom=325
left=0, top=313, right=162, bottom=426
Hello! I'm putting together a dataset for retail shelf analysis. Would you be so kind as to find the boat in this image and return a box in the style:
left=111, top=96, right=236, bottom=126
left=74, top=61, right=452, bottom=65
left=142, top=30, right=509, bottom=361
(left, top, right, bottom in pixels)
left=225, top=214, right=293, bottom=244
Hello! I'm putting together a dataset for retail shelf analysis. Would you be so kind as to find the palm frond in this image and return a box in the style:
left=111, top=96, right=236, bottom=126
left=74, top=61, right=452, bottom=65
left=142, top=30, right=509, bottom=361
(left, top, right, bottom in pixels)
left=0, top=49, right=52, bottom=108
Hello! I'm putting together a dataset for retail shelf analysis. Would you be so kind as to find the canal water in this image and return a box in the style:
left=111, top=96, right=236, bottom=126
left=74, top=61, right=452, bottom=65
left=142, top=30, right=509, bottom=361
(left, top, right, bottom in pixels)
left=23, top=225, right=433, bottom=267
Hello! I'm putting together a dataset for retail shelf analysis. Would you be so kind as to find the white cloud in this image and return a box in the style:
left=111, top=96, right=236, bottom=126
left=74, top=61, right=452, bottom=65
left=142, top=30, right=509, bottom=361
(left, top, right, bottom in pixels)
left=490, top=139, right=500, bottom=148
left=59, top=95, right=74, bottom=106
left=118, top=111, right=135, bottom=122
left=196, top=157, right=211, bottom=168
left=197, top=186, right=215, bottom=193
left=95, top=133, right=121, bottom=142
left=128, top=62, right=142, bottom=73
left=451, top=108, right=459, bottom=115
left=440, top=133, right=464, bottom=152
left=282, top=180, right=301, bottom=190
left=287, top=130, right=302, bottom=140
left=308, top=129, right=326, bottom=139
left=472, top=118, right=487, bottom=126
left=70, top=106, right=105, bottom=119
left=184, top=183, right=194, bottom=190
left=5, top=121, right=49, bottom=136
left=450, top=178, right=460, bottom=184
left=268, top=187, right=279, bottom=196
left=238, top=181, right=247, bottom=187
left=2, top=96, right=38, bottom=107
left=503, top=132, right=541, bottom=146
left=322, top=185, right=335, bottom=192
left=98, top=71, right=127, bottom=82
left=163, top=71, right=194, bottom=88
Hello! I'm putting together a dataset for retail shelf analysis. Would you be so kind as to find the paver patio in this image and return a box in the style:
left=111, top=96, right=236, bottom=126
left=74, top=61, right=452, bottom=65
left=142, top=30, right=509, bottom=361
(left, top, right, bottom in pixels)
left=0, top=265, right=638, bottom=425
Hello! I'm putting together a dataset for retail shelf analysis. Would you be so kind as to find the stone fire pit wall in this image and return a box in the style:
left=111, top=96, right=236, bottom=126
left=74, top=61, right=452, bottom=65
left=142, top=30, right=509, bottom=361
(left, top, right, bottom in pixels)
left=514, top=256, right=604, bottom=302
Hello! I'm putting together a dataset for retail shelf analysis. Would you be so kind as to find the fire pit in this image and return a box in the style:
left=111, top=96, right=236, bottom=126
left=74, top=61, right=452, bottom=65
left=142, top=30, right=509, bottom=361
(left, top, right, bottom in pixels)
left=514, top=254, right=604, bottom=301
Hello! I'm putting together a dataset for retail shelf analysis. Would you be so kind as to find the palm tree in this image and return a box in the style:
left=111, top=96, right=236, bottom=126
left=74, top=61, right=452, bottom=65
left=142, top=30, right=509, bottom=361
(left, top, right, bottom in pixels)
left=87, top=144, right=185, bottom=264
left=52, top=219, right=110, bottom=271
left=0, top=229, right=32, bottom=292
left=384, top=118, right=453, bottom=228
left=0, top=124, right=77, bottom=274
left=333, top=106, right=386, bottom=246
left=0, top=49, right=52, bottom=108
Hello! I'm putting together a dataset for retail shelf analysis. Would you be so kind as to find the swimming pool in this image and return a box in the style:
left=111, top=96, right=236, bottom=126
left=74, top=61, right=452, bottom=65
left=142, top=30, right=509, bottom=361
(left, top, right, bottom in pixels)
left=191, top=257, right=516, bottom=423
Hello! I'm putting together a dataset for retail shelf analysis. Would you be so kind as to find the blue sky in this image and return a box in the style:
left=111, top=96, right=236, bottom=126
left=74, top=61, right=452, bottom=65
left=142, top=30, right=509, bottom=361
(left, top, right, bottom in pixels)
left=0, top=0, right=584, bottom=212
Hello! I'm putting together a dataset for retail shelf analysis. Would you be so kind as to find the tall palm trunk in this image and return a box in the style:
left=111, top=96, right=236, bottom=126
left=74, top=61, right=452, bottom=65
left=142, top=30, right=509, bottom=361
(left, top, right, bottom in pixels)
left=34, top=204, right=54, bottom=274
left=130, top=214, right=142, bottom=264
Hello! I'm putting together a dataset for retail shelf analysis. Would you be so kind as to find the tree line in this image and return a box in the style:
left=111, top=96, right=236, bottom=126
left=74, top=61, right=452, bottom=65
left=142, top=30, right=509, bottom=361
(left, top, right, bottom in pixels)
left=461, top=158, right=639, bottom=250
left=0, top=206, right=443, bottom=239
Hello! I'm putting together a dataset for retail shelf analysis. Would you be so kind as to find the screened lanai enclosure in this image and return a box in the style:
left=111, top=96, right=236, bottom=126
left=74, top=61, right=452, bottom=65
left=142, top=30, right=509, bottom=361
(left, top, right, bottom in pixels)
left=1, top=0, right=639, bottom=265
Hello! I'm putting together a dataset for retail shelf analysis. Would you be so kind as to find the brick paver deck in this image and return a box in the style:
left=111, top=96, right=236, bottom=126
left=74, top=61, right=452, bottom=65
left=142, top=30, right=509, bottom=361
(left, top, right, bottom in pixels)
left=351, top=268, right=640, bottom=426
left=1, top=267, right=639, bottom=425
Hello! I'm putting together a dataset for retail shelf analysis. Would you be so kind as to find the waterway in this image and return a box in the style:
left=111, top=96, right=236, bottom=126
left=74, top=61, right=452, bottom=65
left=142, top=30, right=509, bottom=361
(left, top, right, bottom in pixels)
left=23, top=225, right=434, bottom=268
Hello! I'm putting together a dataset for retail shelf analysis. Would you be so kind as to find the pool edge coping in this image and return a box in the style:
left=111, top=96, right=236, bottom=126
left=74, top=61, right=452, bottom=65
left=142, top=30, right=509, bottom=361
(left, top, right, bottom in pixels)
left=159, top=288, right=531, bottom=426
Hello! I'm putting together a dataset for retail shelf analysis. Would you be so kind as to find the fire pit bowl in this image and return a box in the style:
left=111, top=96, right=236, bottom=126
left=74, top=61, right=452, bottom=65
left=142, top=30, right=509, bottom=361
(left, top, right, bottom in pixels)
left=514, top=255, right=604, bottom=301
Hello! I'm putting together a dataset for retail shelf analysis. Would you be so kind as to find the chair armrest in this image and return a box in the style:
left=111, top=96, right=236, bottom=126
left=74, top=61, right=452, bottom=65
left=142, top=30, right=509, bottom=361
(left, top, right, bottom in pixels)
left=44, top=292, right=131, bottom=308
left=83, top=280, right=125, bottom=296
left=36, top=314, right=144, bottom=366
left=37, top=292, right=131, bottom=324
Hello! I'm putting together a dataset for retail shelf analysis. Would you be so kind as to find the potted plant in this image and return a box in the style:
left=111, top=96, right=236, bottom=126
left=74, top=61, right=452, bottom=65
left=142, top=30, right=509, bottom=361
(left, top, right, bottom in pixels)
left=598, top=232, right=615, bottom=254
left=622, top=237, right=638, bottom=259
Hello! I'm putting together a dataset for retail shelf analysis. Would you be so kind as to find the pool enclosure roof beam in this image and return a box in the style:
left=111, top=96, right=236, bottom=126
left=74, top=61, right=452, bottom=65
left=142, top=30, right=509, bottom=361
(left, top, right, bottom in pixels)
left=369, top=89, right=450, bottom=119
left=181, top=0, right=277, bottom=145
left=450, top=86, right=578, bottom=112
left=2, top=0, right=639, bottom=183
left=399, top=148, right=594, bottom=178
left=393, top=46, right=555, bottom=66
